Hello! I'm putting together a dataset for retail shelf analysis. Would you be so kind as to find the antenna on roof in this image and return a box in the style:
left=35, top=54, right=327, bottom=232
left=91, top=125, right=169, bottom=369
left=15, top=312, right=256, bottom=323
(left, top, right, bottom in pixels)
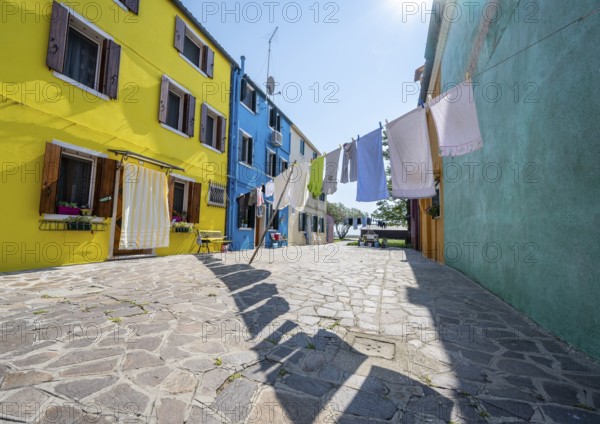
left=266, top=27, right=279, bottom=99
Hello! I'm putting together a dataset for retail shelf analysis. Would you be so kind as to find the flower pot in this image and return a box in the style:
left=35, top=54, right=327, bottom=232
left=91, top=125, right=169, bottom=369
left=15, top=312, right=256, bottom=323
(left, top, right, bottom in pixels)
left=57, top=206, right=80, bottom=215
left=173, top=216, right=183, bottom=223
left=67, top=222, right=91, bottom=231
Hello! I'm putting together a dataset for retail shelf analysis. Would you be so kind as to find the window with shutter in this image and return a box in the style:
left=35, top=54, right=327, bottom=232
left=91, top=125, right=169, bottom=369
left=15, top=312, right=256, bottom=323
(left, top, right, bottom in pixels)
left=207, top=182, right=226, bottom=208
left=200, top=103, right=227, bottom=152
left=39, top=142, right=103, bottom=216
left=240, top=132, right=253, bottom=166
left=175, top=16, right=215, bottom=78
left=159, top=75, right=195, bottom=137
left=46, top=2, right=122, bottom=99
left=187, top=182, right=202, bottom=223
left=241, top=80, right=257, bottom=112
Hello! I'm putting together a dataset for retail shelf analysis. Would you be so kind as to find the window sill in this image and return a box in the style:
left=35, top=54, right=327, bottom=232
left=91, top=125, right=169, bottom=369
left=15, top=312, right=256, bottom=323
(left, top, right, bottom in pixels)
left=113, top=0, right=128, bottom=11
left=178, top=53, right=209, bottom=78
left=52, top=72, right=109, bottom=101
left=240, top=102, right=256, bottom=114
left=160, top=123, right=191, bottom=139
left=43, top=214, right=106, bottom=223
left=239, top=162, right=254, bottom=170
left=202, top=143, right=224, bottom=154
left=238, top=228, right=254, bottom=231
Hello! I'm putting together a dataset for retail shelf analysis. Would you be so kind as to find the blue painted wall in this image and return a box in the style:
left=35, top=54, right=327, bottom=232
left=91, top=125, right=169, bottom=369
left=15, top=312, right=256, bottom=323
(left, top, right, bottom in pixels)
left=227, top=61, right=291, bottom=250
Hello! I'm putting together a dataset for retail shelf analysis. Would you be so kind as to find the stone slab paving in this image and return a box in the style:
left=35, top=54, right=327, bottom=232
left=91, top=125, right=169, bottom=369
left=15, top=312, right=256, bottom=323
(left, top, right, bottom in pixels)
left=0, top=245, right=599, bottom=423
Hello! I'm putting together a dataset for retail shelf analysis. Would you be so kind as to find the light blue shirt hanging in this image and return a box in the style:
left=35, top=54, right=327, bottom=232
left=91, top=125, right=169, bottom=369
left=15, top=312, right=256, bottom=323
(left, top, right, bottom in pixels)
left=356, top=128, right=389, bottom=202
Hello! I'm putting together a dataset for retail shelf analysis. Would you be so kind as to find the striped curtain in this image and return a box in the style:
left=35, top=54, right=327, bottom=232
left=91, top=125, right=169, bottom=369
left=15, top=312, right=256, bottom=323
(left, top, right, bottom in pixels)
left=119, top=164, right=170, bottom=250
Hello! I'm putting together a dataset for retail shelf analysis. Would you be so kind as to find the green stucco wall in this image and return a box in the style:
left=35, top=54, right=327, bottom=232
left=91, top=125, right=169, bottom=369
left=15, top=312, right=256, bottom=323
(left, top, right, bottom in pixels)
left=440, top=0, right=600, bottom=359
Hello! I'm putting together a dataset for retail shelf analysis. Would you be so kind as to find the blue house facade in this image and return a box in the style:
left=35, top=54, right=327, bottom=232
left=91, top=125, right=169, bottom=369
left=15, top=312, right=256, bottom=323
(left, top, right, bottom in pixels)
left=226, top=57, right=291, bottom=251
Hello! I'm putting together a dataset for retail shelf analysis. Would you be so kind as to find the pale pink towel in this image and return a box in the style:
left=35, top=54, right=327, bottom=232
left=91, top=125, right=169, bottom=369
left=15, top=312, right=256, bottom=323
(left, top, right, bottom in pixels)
left=429, top=82, right=483, bottom=157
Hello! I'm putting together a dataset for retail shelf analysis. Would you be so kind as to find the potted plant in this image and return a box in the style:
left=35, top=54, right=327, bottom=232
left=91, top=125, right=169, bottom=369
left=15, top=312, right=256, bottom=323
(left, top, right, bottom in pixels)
left=173, top=222, right=193, bottom=233
left=57, top=201, right=80, bottom=216
left=80, top=206, right=93, bottom=216
left=66, top=216, right=92, bottom=231
left=241, top=219, right=248, bottom=228
left=172, top=211, right=183, bottom=223
left=426, top=204, right=440, bottom=219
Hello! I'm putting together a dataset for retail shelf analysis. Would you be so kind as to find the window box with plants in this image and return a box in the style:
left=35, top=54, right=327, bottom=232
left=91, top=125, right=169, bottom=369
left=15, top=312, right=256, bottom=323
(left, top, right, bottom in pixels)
left=56, top=201, right=81, bottom=216
left=172, top=222, right=194, bottom=233
left=426, top=204, right=440, bottom=219
left=65, top=216, right=93, bottom=231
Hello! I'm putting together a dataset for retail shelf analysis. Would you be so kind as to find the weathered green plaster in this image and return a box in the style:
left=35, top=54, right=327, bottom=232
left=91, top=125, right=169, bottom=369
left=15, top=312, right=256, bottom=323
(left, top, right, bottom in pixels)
left=440, top=0, right=600, bottom=359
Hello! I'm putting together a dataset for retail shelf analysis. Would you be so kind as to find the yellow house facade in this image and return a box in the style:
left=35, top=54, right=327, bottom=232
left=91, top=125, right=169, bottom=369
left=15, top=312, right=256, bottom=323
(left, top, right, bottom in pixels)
left=0, top=0, right=235, bottom=272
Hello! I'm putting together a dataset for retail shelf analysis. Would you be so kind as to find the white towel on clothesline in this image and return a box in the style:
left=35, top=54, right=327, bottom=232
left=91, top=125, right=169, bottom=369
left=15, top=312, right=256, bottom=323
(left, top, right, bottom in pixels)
left=429, top=81, right=483, bottom=157
left=387, top=108, right=437, bottom=199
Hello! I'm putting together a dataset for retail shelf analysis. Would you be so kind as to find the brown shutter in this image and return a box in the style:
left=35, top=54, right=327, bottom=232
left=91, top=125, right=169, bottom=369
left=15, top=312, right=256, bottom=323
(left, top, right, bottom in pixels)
left=187, top=182, right=202, bottom=223
left=158, top=76, right=170, bottom=124
left=101, top=40, right=121, bottom=99
left=93, top=158, right=117, bottom=217
left=167, top=176, right=175, bottom=219
left=123, top=0, right=139, bottom=14
left=39, top=142, right=62, bottom=215
left=174, top=16, right=186, bottom=53
left=200, top=103, right=208, bottom=144
left=184, top=94, right=196, bottom=137
left=219, top=116, right=227, bottom=152
left=206, top=47, right=215, bottom=78
left=46, top=1, right=69, bottom=73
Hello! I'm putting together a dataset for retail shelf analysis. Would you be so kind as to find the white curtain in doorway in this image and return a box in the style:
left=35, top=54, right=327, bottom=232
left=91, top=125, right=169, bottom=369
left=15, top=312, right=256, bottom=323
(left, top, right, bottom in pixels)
left=119, top=164, right=170, bottom=250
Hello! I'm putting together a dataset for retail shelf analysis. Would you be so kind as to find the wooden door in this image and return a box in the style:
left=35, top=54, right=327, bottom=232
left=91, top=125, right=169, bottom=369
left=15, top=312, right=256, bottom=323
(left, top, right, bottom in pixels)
left=112, top=170, right=152, bottom=257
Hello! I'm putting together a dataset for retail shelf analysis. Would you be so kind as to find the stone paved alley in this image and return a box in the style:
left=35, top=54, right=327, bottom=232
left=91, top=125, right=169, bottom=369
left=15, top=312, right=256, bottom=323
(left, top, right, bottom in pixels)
left=1, top=245, right=599, bottom=423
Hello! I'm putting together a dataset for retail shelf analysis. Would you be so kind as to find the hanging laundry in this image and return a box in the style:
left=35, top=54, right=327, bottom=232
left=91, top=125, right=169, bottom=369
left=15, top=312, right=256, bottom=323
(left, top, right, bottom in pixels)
left=287, top=162, right=311, bottom=211
left=429, top=81, right=483, bottom=157
left=265, top=180, right=275, bottom=198
left=307, top=155, right=325, bottom=197
left=340, top=141, right=358, bottom=183
left=362, top=216, right=367, bottom=228
left=248, top=188, right=258, bottom=206
left=256, top=186, right=264, bottom=207
left=387, top=108, right=437, bottom=199
left=256, top=204, right=264, bottom=218
left=273, top=168, right=292, bottom=210
left=353, top=218, right=358, bottom=230
left=322, top=148, right=341, bottom=195
left=367, top=217, right=372, bottom=226
left=356, top=128, right=389, bottom=202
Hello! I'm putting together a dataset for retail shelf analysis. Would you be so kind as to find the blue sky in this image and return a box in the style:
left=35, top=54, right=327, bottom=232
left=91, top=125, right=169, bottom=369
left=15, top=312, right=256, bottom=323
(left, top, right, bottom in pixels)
left=181, top=0, right=433, bottom=214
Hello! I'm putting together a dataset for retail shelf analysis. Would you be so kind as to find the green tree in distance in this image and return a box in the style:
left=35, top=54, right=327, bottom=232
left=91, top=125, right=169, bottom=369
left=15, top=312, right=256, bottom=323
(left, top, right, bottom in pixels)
left=326, top=202, right=367, bottom=240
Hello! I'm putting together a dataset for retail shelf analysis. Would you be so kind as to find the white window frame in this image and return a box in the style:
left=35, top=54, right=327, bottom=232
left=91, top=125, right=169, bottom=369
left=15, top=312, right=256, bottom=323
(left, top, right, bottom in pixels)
left=241, top=81, right=256, bottom=113
left=161, top=76, right=192, bottom=138
left=201, top=103, right=225, bottom=152
left=266, top=149, right=277, bottom=177
left=55, top=10, right=113, bottom=100
left=240, top=130, right=253, bottom=166
left=280, top=158, right=288, bottom=173
left=52, top=148, right=98, bottom=217
left=172, top=180, right=189, bottom=218
left=179, top=23, right=209, bottom=77
left=300, top=139, right=305, bottom=155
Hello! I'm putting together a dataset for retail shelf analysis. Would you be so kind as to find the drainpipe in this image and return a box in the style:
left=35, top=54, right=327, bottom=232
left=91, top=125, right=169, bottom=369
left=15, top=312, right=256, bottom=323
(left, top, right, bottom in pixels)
left=226, top=57, right=245, bottom=242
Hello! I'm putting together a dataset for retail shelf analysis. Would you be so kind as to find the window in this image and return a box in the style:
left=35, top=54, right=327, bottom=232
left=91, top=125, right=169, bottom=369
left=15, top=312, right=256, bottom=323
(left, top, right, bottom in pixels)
left=312, top=215, right=319, bottom=232
left=39, top=142, right=117, bottom=218
left=237, top=193, right=255, bottom=228
left=241, top=79, right=257, bottom=112
left=269, top=107, right=281, bottom=132
left=280, top=159, right=288, bottom=173
left=159, top=76, right=196, bottom=136
left=312, top=152, right=318, bottom=160
left=266, top=204, right=279, bottom=230
left=239, top=131, right=253, bottom=166
left=267, top=151, right=277, bottom=177
left=319, top=217, right=325, bottom=233
left=46, top=2, right=122, bottom=99
left=175, top=16, right=215, bottom=77
left=208, top=182, right=226, bottom=207
left=300, top=139, right=305, bottom=155
left=201, top=104, right=227, bottom=151
left=298, top=213, right=307, bottom=232
left=168, top=176, right=202, bottom=223
left=319, top=193, right=326, bottom=202
left=114, top=0, right=139, bottom=14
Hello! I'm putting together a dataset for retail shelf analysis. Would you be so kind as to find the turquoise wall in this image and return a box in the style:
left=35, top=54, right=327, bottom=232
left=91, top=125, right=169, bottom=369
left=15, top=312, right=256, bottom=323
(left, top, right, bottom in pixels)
left=440, top=0, right=600, bottom=359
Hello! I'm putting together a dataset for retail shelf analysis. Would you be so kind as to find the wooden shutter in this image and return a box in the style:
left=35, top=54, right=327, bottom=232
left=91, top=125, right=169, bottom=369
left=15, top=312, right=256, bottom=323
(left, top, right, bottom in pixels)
left=167, top=176, right=175, bottom=218
left=123, top=0, right=139, bottom=14
left=240, top=78, right=247, bottom=101
left=174, top=16, right=186, bottom=52
left=101, top=40, right=121, bottom=99
left=248, top=136, right=253, bottom=166
left=251, top=90, right=257, bottom=111
left=200, top=103, right=208, bottom=144
left=206, top=48, right=215, bottom=78
left=93, top=158, right=117, bottom=217
left=219, top=116, right=227, bottom=152
left=158, top=76, right=170, bottom=124
left=184, top=94, right=196, bottom=137
left=187, top=182, right=202, bottom=223
left=39, top=142, right=62, bottom=215
left=298, top=213, right=303, bottom=231
left=46, top=2, right=69, bottom=73
left=238, top=130, right=244, bottom=162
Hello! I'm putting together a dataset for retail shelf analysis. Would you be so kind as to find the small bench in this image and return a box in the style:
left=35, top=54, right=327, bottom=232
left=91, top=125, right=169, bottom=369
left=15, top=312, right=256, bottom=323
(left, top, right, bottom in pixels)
left=196, top=230, right=231, bottom=253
